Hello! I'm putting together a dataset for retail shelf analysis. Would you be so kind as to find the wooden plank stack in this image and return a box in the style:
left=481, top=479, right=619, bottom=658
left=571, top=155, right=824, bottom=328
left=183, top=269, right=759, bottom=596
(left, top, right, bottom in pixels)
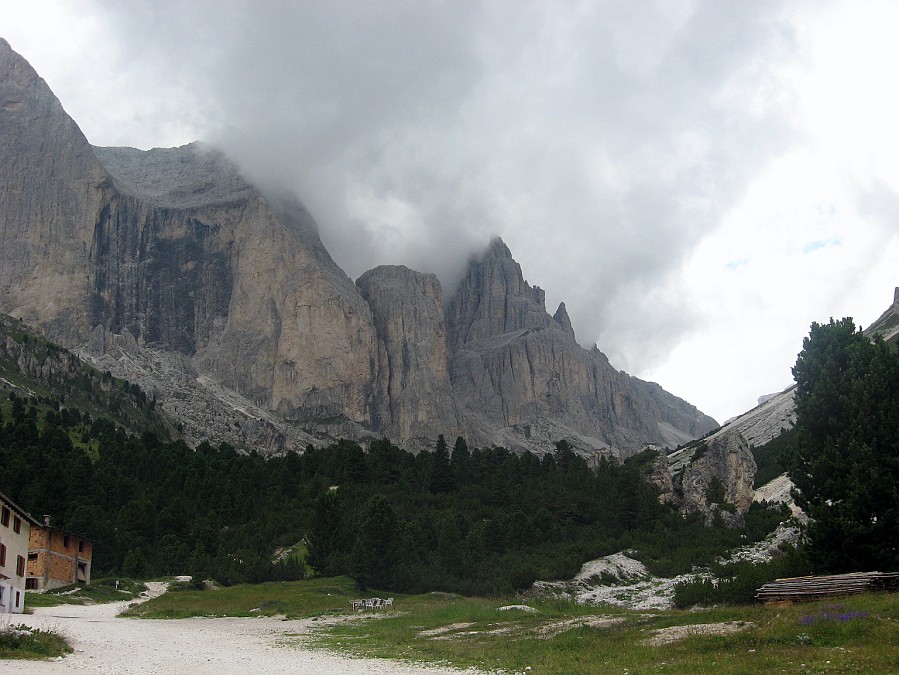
left=756, top=571, right=899, bottom=605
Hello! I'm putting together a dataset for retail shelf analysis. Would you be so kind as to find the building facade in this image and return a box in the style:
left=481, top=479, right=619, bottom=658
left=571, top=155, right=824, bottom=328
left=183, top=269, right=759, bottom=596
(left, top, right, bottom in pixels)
left=26, top=518, right=94, bottom=591
left=0, top=491, right=35, bottom=613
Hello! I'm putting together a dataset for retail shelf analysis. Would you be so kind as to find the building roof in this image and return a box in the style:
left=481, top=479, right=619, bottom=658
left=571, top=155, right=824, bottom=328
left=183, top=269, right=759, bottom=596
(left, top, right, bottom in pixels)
left=0, top=488, right=41, bottom=527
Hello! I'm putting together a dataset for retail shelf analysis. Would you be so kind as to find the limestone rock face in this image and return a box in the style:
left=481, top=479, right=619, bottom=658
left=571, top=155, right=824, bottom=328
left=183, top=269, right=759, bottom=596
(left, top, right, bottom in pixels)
left=92, top=146, right=379, bottom=424
left=447, top=238, right=554, bottom=351
left=0, top=38, right=107, bottom=344
left=357, top=266, right=459, bottom=445
left=0, top=39, right=377, bottom=428
left=447, top=241, right=719, bottom=456
left=676, top=431, right=757, bottom=514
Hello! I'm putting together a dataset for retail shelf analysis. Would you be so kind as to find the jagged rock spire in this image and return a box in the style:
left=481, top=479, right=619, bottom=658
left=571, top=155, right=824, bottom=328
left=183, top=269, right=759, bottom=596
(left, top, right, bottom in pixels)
left=553, top=302, right=576, bottom=340
left=446, top=237, right=552, bottom=350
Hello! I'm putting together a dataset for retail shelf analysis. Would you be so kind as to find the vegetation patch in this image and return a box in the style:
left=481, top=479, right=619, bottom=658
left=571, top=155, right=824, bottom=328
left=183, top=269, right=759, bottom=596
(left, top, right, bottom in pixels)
left=124, top=576, right=359, bottom=619
left=0, top=622, right=71, bottom=660
left=25, top=578, right=146, bottom=608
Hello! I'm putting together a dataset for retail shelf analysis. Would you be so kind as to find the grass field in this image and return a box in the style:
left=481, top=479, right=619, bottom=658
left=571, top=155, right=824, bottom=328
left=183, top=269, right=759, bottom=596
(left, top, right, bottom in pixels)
left=128, top=577, right=899, bottom=673
left=123, top=576, right=360, bottom=619
left=25, top=578, right=146, bottom=608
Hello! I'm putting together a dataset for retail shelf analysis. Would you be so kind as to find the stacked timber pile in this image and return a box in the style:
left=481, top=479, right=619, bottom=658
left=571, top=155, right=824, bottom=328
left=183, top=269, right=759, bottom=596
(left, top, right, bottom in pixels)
left=756, top=571, right=899, bottom=604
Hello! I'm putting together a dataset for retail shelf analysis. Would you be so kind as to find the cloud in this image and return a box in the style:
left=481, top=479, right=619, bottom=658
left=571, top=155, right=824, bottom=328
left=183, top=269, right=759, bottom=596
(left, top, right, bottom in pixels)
left=802, top=239, right=841, bottom=254
left=17, top=0, right=892, bottom=423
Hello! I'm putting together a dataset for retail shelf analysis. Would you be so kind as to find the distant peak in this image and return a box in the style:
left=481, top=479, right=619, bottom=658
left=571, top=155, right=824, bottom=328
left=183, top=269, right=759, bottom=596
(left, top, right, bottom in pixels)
left=486, top=236, right=513, bottom=259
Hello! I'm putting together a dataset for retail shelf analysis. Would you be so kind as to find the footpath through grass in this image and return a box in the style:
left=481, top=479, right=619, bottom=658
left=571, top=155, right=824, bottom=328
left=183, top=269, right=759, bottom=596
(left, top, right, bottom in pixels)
left=127, top=576, right=899, bottom=673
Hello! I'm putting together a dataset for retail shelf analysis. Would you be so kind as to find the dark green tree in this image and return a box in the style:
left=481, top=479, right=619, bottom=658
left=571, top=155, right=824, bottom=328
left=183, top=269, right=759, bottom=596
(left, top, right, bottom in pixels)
left=788, top=318, right=899, bottom=571
left=351, top=494, right=400, bottom=590
left=428, top=434, right=453, bottom=493
left=306, top=491, right=349, bottom=576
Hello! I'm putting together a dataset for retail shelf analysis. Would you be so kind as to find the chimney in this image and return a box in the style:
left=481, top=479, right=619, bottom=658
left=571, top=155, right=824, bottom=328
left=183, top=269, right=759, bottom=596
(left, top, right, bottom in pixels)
left=43, top=515, right=51, bottom=527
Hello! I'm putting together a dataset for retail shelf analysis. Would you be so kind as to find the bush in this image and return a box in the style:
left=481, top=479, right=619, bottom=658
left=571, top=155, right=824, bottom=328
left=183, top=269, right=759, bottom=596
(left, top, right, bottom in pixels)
left=673, top=548, right=812, bottom=608
left=0, top=623, right=72, bottom=659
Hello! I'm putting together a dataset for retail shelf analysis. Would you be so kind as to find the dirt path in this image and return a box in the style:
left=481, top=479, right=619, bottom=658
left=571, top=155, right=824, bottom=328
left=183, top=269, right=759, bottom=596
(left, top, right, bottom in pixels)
left=9, top=585, right=472, bottom=674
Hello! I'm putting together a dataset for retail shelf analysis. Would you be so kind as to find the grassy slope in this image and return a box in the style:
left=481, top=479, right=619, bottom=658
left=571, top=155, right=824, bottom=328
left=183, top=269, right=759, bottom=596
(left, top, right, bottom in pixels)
left=127, top=577, right=899, bottom=673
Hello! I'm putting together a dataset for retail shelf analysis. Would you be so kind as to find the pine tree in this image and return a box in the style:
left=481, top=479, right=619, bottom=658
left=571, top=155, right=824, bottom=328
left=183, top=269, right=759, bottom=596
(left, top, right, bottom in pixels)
left=788, top=318, right=899, bottom=571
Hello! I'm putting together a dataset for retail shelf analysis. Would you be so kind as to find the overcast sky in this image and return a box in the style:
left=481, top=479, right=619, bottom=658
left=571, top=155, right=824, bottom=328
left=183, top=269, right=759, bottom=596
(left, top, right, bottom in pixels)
left=3, top=1, right=897, bottom=424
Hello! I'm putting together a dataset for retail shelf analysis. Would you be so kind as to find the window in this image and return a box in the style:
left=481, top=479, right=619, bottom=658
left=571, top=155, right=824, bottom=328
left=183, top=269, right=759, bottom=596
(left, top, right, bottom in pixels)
left=63, top=535, right=70, bottom=548
left=25, top=578, right=37, bottom=590
left=12, top=516, right=20, bottom=534
left=27, top=552, right=37, bottom=560
left=16, top=555, right=25, bottom=577
left=1, top=506, right=9, bottom=527
left=78, top=540, right=84, bottom=553
left=0, top=543, right=6, bottom=567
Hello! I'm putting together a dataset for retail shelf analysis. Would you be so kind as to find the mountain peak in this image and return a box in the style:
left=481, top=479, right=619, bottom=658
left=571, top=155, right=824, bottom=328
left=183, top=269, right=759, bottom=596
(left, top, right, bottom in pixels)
left=486, top=236, right=513, bottom=259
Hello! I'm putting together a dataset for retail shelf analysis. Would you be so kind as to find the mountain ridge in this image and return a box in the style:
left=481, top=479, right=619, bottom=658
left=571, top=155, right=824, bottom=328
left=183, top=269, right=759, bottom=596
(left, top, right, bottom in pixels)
left=0, top=38, right=716, bottom=455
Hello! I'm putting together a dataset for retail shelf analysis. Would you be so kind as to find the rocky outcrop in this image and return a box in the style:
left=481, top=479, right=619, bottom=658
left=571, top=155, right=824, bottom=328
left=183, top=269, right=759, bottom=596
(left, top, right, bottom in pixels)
left=0, top=39, right=720, bottom=454
left=645, top=446, right=678, bottom=506
left=678, top=431, right=756, bottom=514
left=659, top=430, right=757, bottom=523
left=357, top=265, right=459, bottom=446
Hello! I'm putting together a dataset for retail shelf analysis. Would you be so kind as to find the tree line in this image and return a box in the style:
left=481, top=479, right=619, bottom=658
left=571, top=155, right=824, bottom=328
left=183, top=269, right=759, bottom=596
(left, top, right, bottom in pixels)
left=0, top=395, right=784, bottom=594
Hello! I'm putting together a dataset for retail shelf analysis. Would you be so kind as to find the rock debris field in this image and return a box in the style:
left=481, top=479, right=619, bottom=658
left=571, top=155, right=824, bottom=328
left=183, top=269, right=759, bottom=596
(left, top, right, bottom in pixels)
left=10, top=583, right=470, bottom=675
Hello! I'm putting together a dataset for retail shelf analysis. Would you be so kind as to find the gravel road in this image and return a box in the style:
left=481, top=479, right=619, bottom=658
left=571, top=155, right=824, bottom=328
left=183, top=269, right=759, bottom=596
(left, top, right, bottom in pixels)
left=8, top=584, right=470, bottom=674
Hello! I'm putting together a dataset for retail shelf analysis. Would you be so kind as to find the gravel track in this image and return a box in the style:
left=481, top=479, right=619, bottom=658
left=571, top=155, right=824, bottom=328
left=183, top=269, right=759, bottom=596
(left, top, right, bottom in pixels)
left=9, top=584, right=470, bottom=674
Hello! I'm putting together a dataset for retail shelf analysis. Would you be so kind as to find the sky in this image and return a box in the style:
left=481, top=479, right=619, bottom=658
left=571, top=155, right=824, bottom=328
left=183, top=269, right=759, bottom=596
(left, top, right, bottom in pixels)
left=2, top=0, right=897, bottom=424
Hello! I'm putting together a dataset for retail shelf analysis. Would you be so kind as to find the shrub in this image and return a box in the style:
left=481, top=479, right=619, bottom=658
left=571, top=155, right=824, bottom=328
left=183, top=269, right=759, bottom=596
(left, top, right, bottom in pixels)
left=0, top=623, right=72, bottom=659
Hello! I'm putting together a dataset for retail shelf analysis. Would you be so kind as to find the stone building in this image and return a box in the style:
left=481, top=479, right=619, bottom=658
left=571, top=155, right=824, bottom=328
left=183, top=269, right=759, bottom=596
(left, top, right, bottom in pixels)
left=26, top=517, right=93, bottom=591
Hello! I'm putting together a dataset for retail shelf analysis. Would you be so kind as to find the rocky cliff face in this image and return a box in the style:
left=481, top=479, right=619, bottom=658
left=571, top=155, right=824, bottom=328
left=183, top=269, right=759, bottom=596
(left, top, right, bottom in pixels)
left=0, top=39, right=378, bottom=429
left=0, top=38, right=719, bottom=454
left=90, top=145, right=379, bottom=424
left=0, top=38, right=107, bottom=345
left=447, top=240, right=718, bottom=456
left=357, top=265, right=459, bottom=447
